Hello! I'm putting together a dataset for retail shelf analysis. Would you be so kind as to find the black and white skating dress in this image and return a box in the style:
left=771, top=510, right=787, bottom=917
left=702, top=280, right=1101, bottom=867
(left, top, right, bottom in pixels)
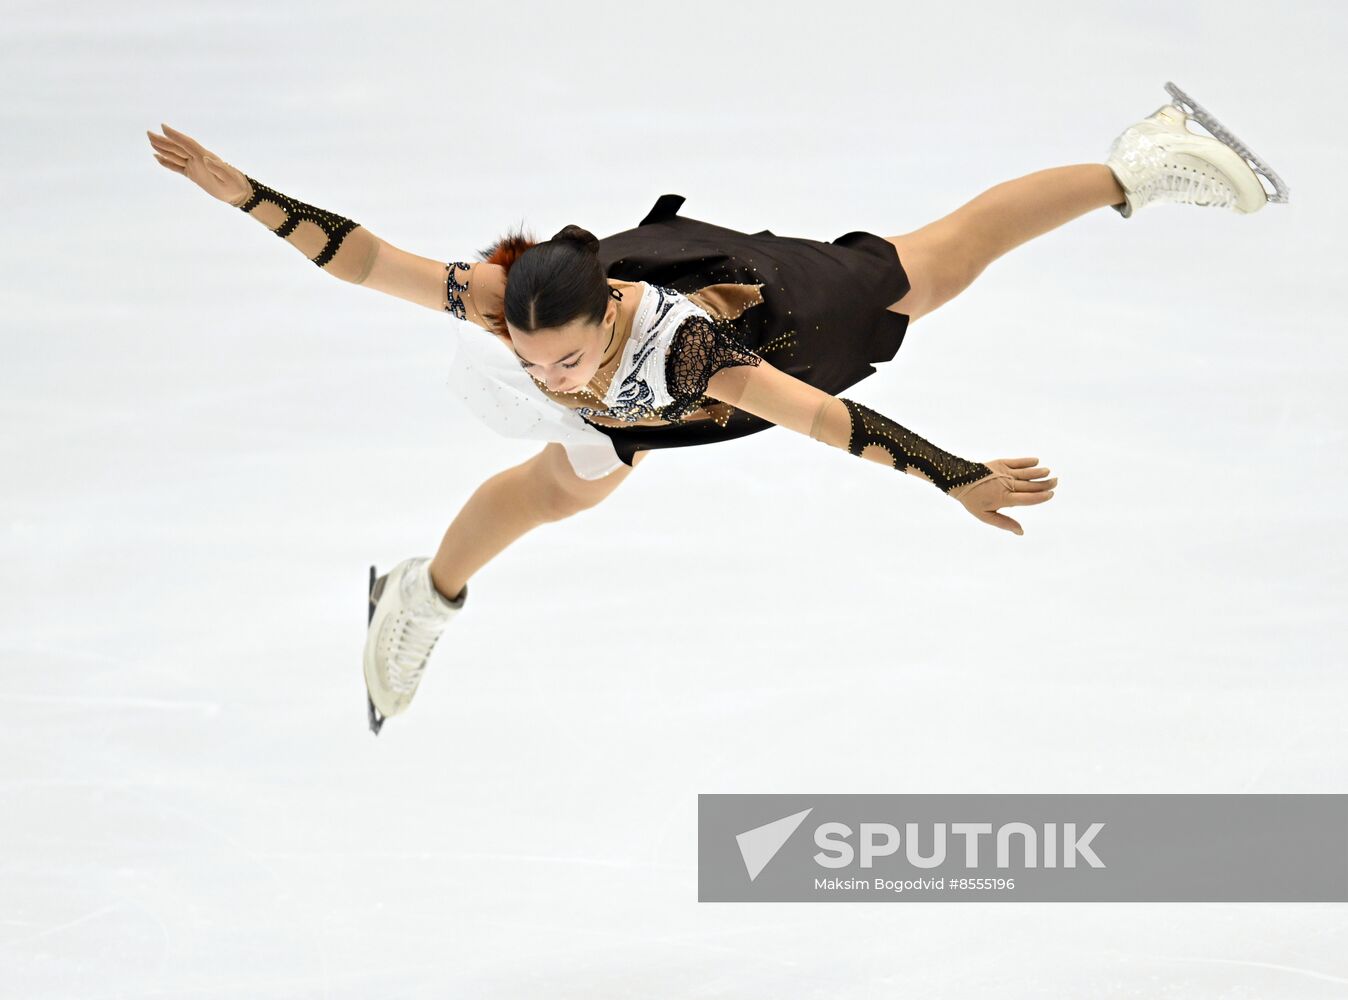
left=443, top=193, right=912, bottom=478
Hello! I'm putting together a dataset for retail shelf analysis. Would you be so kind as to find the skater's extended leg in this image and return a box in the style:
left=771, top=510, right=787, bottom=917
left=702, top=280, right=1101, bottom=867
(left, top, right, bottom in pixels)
left=363, top=444, right=646, bottom=734
left=428, top=443, right=647, bottom=601
left=885, top=164, right=1126, bottom=324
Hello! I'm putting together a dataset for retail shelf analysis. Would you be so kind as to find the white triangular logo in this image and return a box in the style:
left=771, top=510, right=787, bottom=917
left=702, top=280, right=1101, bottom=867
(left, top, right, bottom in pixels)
left=736, top=808, right=813, bottom=881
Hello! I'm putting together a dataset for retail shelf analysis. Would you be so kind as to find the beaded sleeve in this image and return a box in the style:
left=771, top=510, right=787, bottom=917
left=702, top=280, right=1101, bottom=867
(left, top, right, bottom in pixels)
left=444, top=260, right=472, bottom=322
left=441, top=259, right=506, bottom=334
left=837, top=397, right=993, bottom=493
left=234, top=174, right=377, bottom=283
left=662, top=314, right=763, bottom=422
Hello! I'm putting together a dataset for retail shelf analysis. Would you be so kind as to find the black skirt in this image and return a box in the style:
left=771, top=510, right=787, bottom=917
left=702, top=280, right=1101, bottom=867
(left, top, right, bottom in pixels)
left=592, top=193, right=912, bottom=466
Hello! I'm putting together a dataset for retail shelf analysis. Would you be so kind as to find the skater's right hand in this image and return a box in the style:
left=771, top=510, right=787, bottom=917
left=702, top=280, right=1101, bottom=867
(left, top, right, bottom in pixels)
left=948, top=457, right=1057, bottom=535
left=145, top=123, right=252, bottom=207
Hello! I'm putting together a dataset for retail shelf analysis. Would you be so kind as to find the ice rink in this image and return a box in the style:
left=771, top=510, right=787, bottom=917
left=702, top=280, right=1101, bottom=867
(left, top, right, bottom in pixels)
left=4, top=1, right=1346, bottom=996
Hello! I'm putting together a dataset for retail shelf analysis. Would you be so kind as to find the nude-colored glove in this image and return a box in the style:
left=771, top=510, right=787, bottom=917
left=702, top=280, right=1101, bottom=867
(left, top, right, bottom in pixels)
left=146, top=122, right=251, bottom=206
left=948, top=458, right=1057, bottom=535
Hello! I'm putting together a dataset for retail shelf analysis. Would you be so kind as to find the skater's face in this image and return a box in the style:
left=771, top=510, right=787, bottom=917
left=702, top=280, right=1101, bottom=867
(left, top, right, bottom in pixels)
left=507, top=299, right=618, bottom=395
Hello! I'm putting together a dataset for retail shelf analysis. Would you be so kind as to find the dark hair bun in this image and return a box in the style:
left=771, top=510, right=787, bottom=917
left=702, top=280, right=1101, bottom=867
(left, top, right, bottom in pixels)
left=550, top=224, right=599, bottom=255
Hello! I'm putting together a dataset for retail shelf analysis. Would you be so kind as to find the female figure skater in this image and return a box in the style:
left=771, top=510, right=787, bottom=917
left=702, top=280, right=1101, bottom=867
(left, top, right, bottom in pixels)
left=146, top=82, right=1287, bottom=735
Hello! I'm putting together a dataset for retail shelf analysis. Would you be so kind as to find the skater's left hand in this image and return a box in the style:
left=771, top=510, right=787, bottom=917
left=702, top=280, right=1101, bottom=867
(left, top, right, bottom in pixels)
left=948, top=457, right=1057, bottom=535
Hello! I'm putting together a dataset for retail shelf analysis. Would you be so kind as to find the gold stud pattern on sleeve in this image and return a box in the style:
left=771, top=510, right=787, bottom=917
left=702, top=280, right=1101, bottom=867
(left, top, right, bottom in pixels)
left=838, top=397, right=992, bottom=493
left=237, top=174, right=362, bottom=268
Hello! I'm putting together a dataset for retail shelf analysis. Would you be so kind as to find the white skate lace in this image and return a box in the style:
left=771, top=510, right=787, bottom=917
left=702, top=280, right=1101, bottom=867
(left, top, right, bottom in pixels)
left=1113, top=129, right=1237, bottom=212
left=383, top=606, right=449, bottom=695
left=1133, top=167, right=1236, bottom=211
left=378, top=560, right=457, bottom=697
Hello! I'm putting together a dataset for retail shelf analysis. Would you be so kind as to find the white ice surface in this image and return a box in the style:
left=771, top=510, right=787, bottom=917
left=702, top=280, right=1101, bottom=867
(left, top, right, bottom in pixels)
left=3, top=1, right=1347, bottom=997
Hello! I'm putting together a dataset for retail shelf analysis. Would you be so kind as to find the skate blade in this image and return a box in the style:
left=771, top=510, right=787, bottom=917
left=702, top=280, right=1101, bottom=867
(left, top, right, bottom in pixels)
left=366, top=563, right=387, bottom=736
left=368, top=564, right=384, bottom=626
left=367, top=692, right=386, bottom=735
left=1164, top=81, right=1289, bottom=203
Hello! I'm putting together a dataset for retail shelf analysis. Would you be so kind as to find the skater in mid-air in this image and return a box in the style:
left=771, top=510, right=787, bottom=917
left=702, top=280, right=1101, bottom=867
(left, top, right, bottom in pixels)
left=147, top=82, right=1288, bottom=735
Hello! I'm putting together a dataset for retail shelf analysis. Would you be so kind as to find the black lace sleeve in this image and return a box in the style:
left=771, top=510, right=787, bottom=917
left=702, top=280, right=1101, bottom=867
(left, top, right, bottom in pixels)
left=838, top=397, right=993, bottom=493
left=662, top=314, right=763, bottom=422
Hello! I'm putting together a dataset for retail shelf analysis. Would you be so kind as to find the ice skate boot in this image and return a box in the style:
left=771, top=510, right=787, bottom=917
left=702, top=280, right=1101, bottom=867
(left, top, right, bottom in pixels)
left=363, top=557, right=467, bottom=735
left=1105, top=81, right=1289, bottom=219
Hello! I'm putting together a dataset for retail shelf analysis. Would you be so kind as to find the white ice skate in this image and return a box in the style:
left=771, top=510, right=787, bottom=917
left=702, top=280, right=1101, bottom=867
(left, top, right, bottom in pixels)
left=1105, top=81, right=1290, bottom=218
left=364, top=557, right=467, bottom=735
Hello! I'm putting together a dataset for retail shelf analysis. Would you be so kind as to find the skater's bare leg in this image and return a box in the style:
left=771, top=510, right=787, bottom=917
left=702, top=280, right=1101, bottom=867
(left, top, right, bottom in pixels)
left=428, top=443, right=648, bottom=600
left=885, top=164, right=1126, bottom=324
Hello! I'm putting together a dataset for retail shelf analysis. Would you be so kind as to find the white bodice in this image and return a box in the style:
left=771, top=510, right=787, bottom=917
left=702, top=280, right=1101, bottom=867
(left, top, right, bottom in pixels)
left=575, top=283, right=714, bottom=423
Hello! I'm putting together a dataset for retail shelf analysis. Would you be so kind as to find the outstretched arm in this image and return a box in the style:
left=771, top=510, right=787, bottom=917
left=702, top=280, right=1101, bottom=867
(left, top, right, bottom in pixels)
left=702, top=351, right=1057, bottom=535
left=146, top=123, right=470, bottom=316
